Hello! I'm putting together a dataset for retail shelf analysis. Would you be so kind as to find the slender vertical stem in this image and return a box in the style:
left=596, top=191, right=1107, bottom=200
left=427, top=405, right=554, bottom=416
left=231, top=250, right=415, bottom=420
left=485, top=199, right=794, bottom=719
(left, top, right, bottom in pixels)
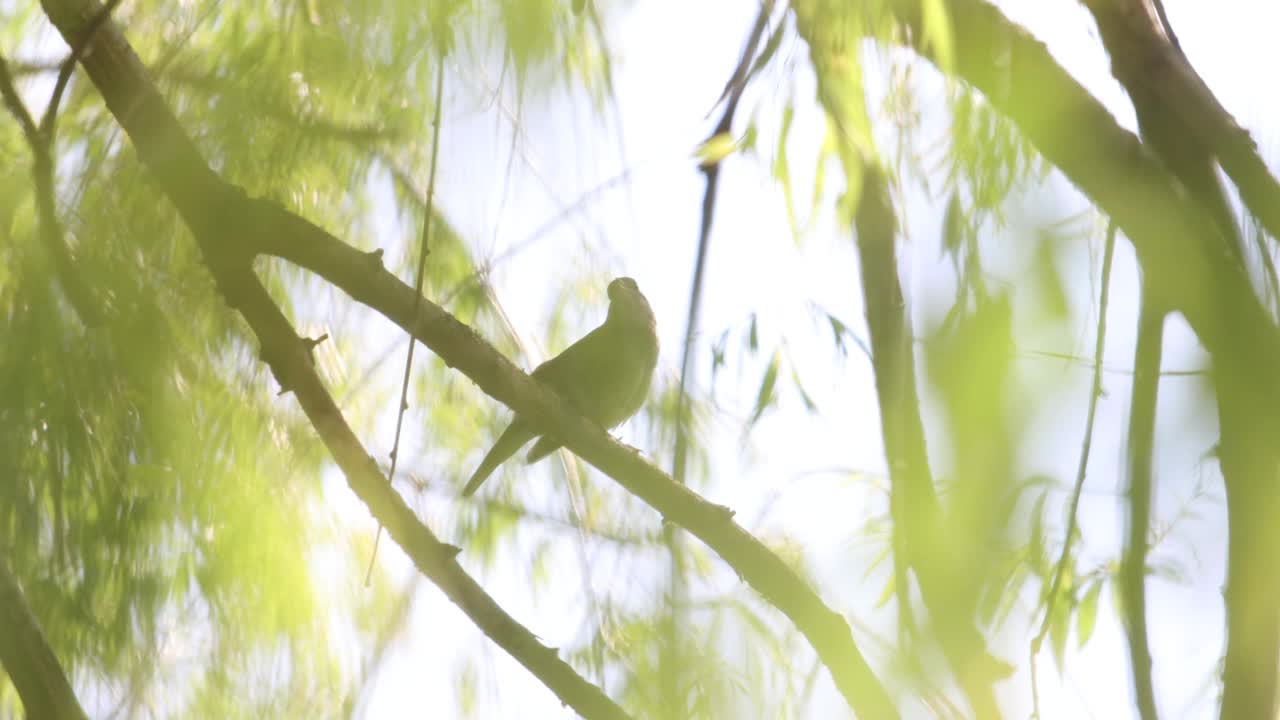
left=366, top=58, right=446, bottom=584
left=1122, top=288, right=1164, bottom=720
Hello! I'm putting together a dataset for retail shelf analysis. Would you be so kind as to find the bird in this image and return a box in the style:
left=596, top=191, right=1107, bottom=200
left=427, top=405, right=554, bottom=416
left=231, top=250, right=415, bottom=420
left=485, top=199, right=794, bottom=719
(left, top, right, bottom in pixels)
left=461, top=276, right=659, bottom=497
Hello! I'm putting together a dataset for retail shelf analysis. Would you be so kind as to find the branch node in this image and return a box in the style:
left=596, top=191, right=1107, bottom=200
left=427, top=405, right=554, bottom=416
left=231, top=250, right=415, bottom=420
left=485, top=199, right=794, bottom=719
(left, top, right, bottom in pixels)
left=302, top=333, right=329, bottom=353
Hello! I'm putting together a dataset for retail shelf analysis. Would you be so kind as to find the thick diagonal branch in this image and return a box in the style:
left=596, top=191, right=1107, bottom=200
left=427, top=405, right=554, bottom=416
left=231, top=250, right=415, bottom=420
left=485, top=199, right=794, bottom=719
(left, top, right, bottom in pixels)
left=0, top=557, right=88, bottom=720
left=230, top=265, right=634, bottom=720
left=1081, top=0, right=1280, bottom=253
left=35, top=3, right=630, bottom=718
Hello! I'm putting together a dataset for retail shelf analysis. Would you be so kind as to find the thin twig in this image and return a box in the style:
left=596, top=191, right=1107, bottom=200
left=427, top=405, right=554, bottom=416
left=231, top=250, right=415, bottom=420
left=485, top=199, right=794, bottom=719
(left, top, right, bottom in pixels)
left=665, top=2, right=777, bottom=711
left=41, top=0, right=126, bottom=141
left=0, top=56, right=103, bottom=326
left=365, top=57, right=446, bottom=585
left=1030, top=220, right=1117, bottom=718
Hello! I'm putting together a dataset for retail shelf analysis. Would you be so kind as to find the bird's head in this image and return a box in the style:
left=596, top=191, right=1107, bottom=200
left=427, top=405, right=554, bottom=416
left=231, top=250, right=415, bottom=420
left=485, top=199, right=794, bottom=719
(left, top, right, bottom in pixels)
left=606, top=276, right=655, bottom=330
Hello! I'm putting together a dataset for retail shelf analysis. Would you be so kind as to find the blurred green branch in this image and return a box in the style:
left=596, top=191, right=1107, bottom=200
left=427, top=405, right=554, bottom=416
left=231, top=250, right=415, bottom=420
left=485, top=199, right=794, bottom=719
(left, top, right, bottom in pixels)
left=0, top=556, right=88, bottom=720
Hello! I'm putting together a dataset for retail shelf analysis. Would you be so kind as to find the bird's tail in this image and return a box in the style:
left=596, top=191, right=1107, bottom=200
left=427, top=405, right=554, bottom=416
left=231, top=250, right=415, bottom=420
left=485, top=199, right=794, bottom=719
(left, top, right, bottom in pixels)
left=461, top=421, right=535, bottom=497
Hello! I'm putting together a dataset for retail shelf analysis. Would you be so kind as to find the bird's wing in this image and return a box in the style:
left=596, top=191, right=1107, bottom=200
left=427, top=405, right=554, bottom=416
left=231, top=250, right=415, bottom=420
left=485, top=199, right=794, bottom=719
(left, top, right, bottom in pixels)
left=531, top=324, right=610, bottom=395
left=522, top=324, right=620, bottom=463
left=461, top=419, right=536, bottom=497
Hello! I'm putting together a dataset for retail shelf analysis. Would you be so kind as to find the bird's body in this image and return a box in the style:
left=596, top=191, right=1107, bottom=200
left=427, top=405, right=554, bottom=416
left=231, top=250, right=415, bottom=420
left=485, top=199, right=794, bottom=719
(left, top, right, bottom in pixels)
left=461, top=277, right=659, bottom=497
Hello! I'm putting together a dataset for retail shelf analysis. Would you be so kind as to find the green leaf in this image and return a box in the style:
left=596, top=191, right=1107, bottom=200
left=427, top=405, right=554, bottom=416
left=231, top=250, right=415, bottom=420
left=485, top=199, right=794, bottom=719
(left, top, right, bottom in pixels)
left=693, top=131, right=740, bottom=167
left=1029, top=489, right=1048, bottom=579
left=791, top=364, right=818, bottom=413
left=942, top=191, right=965, bottom=258
left=1049, top=597, right=1069, bottom=673
left=875, top=573, right=896, bottom=609
left=747, top=350, right=781, bottom=429
left=1077, top=578, right=1102, bottom=648
left=774, top=103, right=798, bottom=237
left=739, top=124, right=758, bottom=154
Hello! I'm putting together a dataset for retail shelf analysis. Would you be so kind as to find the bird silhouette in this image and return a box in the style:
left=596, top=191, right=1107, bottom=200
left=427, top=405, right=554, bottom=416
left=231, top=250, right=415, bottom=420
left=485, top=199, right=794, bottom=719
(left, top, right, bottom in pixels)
left=462, top=277, right=659, bottom=497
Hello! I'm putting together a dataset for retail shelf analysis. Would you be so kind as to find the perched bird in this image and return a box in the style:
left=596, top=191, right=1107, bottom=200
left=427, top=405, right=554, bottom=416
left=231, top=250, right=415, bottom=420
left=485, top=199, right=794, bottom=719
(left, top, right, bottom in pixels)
left=462, top=277, right=659, bottom=497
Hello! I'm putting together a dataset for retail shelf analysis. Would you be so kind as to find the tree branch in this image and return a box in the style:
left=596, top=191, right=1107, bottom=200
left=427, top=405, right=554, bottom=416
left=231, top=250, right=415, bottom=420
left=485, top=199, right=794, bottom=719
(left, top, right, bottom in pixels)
left=248, top=199, right=897, bottom=718
left=0, top=56, right=103, bottom=326
left=36, top=0, right=897, bottom=715
left=1080, top=0, right=1280, bottom=255
left=667, top=3, right=778, bottom=708
left=231, top=264, right=635, bottom=720
left=881, top=0, right=1280, bottom=450
left=1121, top=290, right=1163, bottom=720
left=35, top=2, right=630, bottom=717
left=853, top=164, right=1005, bottom=718
left=1216, top=367, right=1280, bottom=720
left=789, top=1, right=1007, bottom=711
left=1032, top=222, right=1116, bottom=717
left=1079, top=5, right=1280, bottom=716
left=0, top=556, right=88, bottom=720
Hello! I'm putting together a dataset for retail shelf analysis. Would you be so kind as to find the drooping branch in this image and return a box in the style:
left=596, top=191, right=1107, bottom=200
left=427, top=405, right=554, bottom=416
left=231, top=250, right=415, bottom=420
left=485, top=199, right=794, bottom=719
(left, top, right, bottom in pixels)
left=789, top=2, right=1007, bottom=712
left=880, top=0, right=1280, bottom=442
left=0, top=57, right=103, bottom=327
left=36, top=0, right=897, bottom=715
left=1121, top=290, right=1164, bottom=720
left=1080, top=6, right=1280, bottom=716
left=1080, top=0, right=1280, bottom=255
left=881, top=3, right=1280, bottom=717
left=851, top=168, right=1005, bottom=717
